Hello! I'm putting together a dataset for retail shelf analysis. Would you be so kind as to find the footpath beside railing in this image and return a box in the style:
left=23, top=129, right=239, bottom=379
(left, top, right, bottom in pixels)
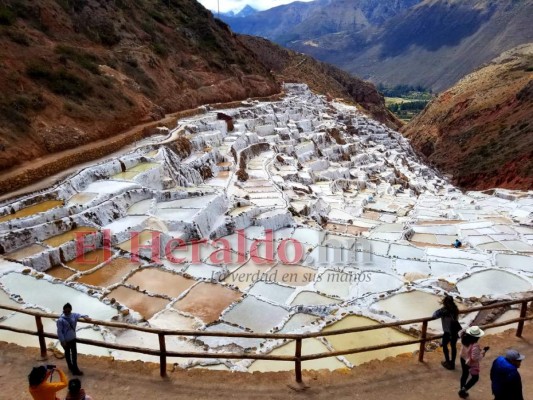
left=0, top=296, right=531, bottom=383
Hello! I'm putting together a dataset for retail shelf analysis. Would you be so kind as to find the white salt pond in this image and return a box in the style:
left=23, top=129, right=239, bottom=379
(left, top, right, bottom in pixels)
left=222, top=296, right=289, bottom=332
left=371, top=291, right=443, bottom=331
left=0, top=84, right=532, bottom=372
left=248, top=339, right=346, bottom=372
left=322, top=316, right=419, bottom=366
left=0, top=273, right=117, bottom=320
left=456, top=269, right=532, bottom=298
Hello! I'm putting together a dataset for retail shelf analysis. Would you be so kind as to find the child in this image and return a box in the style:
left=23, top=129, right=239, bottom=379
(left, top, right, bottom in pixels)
left=65, top=378, right=93, bottom=400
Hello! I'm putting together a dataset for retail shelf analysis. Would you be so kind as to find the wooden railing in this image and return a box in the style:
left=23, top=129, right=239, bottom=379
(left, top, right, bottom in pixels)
left=0, top=296, right=531, bottom=383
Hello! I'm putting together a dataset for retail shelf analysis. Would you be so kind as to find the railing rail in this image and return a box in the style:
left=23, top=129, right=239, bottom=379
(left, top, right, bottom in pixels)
left=0, top=295, right=531, bottom=383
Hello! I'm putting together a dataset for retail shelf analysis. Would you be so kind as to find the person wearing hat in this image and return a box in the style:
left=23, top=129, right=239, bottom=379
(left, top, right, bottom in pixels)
left=458, top=326, right=489, bottom=399
left=490, top=349, right=525, bottom=400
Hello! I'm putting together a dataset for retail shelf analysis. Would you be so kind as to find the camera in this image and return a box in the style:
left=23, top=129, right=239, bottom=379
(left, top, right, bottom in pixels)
left=46, top=364, right=56, bottom=370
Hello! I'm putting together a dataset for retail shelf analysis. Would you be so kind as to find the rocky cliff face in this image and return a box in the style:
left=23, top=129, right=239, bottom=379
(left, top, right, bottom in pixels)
left=402, top=44, right=533, bottom=190
left=0, top=0, right=279, bottom=172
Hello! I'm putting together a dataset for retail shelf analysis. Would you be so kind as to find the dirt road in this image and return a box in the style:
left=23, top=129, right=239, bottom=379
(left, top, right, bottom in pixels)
left=1, top=328, right=531, bottom=400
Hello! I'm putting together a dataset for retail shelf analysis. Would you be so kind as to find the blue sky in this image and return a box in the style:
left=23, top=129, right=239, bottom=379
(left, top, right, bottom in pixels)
left=198, top=0, right=314, bottom=13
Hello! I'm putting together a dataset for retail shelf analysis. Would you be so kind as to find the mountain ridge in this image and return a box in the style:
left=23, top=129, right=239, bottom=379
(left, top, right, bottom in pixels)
left=402, top=43, right=533, bottom=190
left=222, top=0, right=533, bottom=91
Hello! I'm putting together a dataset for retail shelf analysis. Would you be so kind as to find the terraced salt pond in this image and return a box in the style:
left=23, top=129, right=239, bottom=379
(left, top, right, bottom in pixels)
left=0, top=200, right=63, bottom=223
left=0, top=84, right=532, bottom=372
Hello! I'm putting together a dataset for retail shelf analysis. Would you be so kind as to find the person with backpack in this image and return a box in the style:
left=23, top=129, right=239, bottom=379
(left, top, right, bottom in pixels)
left=433, top=294, right=461, bottom=370
left=458, top=326, right=489, bottom=399
left=57, top=303, right=90, bottom=376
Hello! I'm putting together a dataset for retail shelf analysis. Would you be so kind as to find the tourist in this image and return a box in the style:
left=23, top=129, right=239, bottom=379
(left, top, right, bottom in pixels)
left=57, top=303, right=91, bottom=376
left=65, top=378, right=93, bottom=400
left=458, top=326, right=488, bottom=398
left=432, top=295, right=461, bottom=370
left=490, top=349, right=525, bottom=400
left=28, top=365, right=68, bottom=400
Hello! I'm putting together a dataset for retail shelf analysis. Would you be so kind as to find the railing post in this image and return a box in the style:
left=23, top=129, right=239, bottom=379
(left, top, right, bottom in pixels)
left=295, top=337, right=302, bottom=383
left=35, top=316, right=47, bottom=360
left=158, top=333, right=167, bottom=377
left=516, top=300, right=528, bottom=338
left=418, top=320, right=428, bottom=362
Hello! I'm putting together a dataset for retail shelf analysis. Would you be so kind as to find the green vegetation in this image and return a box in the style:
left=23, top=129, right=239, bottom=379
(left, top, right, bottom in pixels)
left=379, top=84, right=434, bottom=122
left=0, top=5, right=16, bottom=25
left=152, top=42, right=168, bottom=57
left=0, top=93, right=46, bottom=133
left=6, top=29, right=30, bottom=45
left=26, top=62, right=91, bottom=99
left=55, top=45, right=101, bottom=74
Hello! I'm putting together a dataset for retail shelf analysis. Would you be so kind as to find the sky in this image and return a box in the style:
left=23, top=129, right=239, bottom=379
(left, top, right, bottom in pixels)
left=198, top=0, right=314, bottom=13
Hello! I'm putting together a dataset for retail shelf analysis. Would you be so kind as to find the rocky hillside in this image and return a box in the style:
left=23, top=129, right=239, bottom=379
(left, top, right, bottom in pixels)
left=0, top=0, right=395, bottom=175
left=238, top=35, right=400, bottom=129
left=224, top=0, right=533, bottom=92
left=402, top=44, right=533, bottom=190
left=0, top=0, right=279, bottom=172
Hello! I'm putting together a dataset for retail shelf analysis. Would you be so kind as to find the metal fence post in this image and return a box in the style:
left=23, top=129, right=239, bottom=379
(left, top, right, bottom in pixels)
left=418, top=320, right=428, bottom=362
left=295, top=338, right=302, bottom=383
left=516, top=300, right=528, bottom=338
left=35, top=316, right=47, bottom=360
left=158, top=333, right=167, bottom=377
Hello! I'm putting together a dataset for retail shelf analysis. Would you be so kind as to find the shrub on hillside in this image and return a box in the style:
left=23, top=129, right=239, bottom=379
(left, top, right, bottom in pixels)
left=55, top=45, right=100, bottom=74
left=0, top=6, right=16, bottom=25
left=26, top=62, right=91, bottom=99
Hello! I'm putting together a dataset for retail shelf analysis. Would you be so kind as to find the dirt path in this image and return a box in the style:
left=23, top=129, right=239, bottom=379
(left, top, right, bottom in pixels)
left=1, top=328, right=531, bottom=400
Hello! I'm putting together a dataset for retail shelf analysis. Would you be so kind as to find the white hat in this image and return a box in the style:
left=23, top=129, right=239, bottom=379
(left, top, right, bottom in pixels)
left=466, top=326, right=485, bottom=338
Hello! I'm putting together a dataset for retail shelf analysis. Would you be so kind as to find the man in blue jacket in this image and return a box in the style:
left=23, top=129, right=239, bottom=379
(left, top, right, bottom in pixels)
left=490, top=349, right=525, bottom=400
left=56, top=303, right=90, bottom=376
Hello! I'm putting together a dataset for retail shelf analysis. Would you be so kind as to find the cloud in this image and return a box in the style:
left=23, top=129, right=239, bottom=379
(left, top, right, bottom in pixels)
left=198, top=0, right=314, bottom=13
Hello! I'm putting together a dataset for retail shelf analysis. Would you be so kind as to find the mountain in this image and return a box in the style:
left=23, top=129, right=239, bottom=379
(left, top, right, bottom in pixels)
left=0, top=0, right=393, bottom=176
left=239, top=35, right=400, bottom=129
left=221, top=0, right=419, bottom=45
left=402, top=44, right=533, bottom=190
left=236, top=5, right=257, bottom=18
left=218, top=5, right=257, bottom=18
left=223, top=0, right=533, bottom=92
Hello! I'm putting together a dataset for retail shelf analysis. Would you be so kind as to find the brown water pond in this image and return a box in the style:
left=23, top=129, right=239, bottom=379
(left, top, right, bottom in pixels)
left=46, top=266, right=75, bottom=280
left=43, top=227, right=98, bottom=247
left=106, top=286, right=169, bottom=319
left=0, top=200, right=63, bottom=223
left=76, top=258, right=141, bottom=287
left=66, top=249, right=111, bottom=271
left=267, top=264, right=316, bottom=286
left=5, top=244, right=47, bottom=260
left=125, top=268, right=195, bottom=298
left=173, top=282, right=241, bottom=323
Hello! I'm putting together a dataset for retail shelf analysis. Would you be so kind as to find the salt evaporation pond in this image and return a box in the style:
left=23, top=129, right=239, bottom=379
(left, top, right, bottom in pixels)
left=0, top=200, right=63, bottom=222
left=0, top=84, right=532, bottom=372
left=456, top=270, right=532, bottom=298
